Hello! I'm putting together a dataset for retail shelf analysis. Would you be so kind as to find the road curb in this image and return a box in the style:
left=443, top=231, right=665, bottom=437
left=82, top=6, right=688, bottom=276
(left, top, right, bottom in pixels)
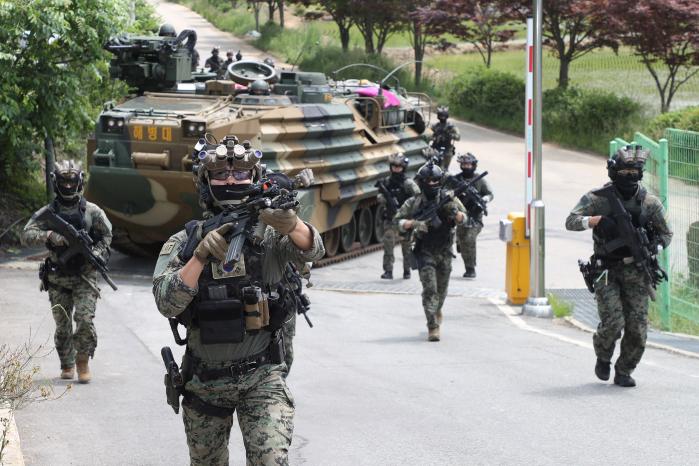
left=565, top=316, right=699, bottom=360
left=0, top=406, right=25, bottom=466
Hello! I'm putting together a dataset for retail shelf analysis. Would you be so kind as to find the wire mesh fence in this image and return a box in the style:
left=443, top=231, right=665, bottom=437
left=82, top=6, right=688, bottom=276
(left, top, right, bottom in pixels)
left=610, top=129, right=699, bottom=331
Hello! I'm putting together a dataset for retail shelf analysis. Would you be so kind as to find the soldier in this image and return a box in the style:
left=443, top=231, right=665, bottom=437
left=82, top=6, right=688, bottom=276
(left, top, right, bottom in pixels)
left=395, top=161, right=467, bottom=341
left=205, top=46, right=224, bottom=73
left=566, top=145, right=672, bottom=387
left=376, top=153, right=420, bottom=280
left=449, top=152, right=493, bottom=279
left=21, top=160, right=113, bottom=383
left=152, top=136, right=324, bottom=465
left=222, top=50, right=234, bottom=71
left=429, top=106, right=460, bottom=170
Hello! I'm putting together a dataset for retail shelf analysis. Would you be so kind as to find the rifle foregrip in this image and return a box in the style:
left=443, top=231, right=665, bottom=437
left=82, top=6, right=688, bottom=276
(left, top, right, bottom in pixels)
left=161, top=346, right=175, bottom=366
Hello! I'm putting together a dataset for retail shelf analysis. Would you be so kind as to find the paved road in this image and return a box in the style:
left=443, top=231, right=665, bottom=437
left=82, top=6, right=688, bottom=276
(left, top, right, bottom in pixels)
left=6, top=3, right=696, bottom=465
left=5, top=264, right=699, bottom=465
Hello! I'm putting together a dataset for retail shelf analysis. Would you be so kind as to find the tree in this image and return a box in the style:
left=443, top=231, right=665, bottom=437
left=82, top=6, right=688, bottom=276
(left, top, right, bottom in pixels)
left=405, top=0, right=441, bottom=87
left=350, top=0, right=403, bottom=54
left=309, top=0, right=354, bottom=51
left=588, top=0, right=699, bottom=113
left=510, top=0, right=617, bottom=88
left=248, top=0, right=263, bottom=30
left=0, top=0, right=139, bottom=192
left=417, top=0, right=518, bottom=69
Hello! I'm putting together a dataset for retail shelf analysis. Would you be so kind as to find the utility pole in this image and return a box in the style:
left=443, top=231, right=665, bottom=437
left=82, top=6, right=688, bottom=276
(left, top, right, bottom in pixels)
left=523, top=0, right=552, bottom=317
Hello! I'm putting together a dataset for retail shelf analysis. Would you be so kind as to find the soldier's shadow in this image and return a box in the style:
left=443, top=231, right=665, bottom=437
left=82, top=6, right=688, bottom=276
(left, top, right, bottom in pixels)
left=525, top=383, right=628, bottom=398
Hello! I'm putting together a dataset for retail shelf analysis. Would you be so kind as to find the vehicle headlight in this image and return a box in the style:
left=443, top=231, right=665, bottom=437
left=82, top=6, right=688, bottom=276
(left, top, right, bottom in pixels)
left=183, top=120, right=206, bottom=138
left=101, top=116, right=126, bottom=134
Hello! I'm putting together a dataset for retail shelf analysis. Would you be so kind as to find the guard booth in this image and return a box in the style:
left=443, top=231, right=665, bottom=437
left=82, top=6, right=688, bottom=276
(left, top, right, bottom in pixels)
left=500, top=212, right=530, bottom=305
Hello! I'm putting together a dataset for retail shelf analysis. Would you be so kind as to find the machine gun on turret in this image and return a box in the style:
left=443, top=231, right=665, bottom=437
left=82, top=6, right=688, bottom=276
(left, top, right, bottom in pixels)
left=105, top=30, right=199, bottom=93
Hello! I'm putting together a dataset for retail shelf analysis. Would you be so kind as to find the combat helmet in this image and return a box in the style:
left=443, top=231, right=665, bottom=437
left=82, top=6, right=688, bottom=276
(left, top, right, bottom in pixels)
left=192, top=134, right=264, bottom=210
left=416, top=161, right=443, bottom=200
left=158, top=23, right=176, bottom=37
left=388, top=152, right=409, bottom=168
left=51, top=160, right=84, bottom=202
left=607, top=144, right=648, bottom=198
left=436, top=106, right=449, bottom=121
left=211, top=46, right=220, bottom=55
left=456, top=152, right=477, bottom=166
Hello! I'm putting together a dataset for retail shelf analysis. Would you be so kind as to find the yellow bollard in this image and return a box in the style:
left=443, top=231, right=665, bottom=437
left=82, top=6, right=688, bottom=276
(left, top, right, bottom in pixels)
left=499, top=212, right=530, bottom=305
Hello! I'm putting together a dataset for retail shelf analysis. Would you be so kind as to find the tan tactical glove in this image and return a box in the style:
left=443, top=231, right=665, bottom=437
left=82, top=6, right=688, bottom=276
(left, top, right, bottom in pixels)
left=48, top=231, right=68, bottom=247
left=259, top=208, right=299, bottom=235
left=294, top=168, right=314, bottom=188
left=194, top=224, right=231, bottom=262
left=413, top=220, right=429, bottom=234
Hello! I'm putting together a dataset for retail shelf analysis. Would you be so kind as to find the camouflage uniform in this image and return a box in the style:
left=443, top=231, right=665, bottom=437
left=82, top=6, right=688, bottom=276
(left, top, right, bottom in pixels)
left=566, top=184, right=672, bottom=376
left=378, top=175, right=420, bottom=275
left=451, top=173, right=493, bottom=270
left=396, top=193, right=467, bottom=329
left=22, top=200, right=112, bottom=368
left=153, top=224, right=324, bottom=466
left=429, top=120, right=460, bottom=170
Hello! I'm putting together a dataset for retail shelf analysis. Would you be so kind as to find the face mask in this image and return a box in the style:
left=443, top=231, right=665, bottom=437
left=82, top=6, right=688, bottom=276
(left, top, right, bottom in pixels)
left=461, top=168, right=475, bottom=178
left=423, top=183, right=440, bottom=200
left=614, top=176, right=638, bottom=199
left=209, top=183, right=257, bottom=206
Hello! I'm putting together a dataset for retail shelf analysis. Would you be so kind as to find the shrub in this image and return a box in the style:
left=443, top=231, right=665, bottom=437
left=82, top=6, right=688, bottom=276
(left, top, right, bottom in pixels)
left=544, top=86, right=642, bottom=154
left=446, top=68, right=644, bottom=154
left=645, top=106, right=699, bottom=140
left=446, top=67, right=525, bottom=133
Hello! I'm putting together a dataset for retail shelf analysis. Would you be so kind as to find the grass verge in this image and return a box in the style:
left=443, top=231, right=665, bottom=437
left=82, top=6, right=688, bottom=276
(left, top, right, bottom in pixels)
left=547, top=292, right=573, bottom=318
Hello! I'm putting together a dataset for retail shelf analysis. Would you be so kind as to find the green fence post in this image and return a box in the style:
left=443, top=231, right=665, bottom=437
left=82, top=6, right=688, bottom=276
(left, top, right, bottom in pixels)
left=658, top=137, right=671, bottom=330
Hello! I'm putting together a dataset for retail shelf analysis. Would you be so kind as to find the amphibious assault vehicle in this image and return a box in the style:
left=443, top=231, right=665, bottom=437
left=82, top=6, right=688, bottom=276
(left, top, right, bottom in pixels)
left=86, top=31, right=432, bottom=257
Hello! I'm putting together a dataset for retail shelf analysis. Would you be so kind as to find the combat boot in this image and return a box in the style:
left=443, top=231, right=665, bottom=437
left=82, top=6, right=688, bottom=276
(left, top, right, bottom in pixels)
left=463, top=267, right=476, bottom=279
left=60, top=366, right=75, bottom=380
left=428, top=326, right=440, bottom=342
left=381, top=270, right=393, bottom=280
left=613, top=372, right=636, bottom=388
left=595, top=358, right=611, bottom=381
left=76, top=354, right=91, bottom=384
left=403, top=270, right=411, bottom=279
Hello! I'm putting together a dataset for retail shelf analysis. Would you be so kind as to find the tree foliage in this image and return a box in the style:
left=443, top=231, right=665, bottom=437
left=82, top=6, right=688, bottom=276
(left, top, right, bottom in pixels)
left=0, top=0, right=155, bottom=192
left=350, top=0, right=404, bottom=54
left=587, top=0, right=699, bottom=113
left=509, top=0, right=617, bottom=88
left=416, top=0, right=518, bottom=68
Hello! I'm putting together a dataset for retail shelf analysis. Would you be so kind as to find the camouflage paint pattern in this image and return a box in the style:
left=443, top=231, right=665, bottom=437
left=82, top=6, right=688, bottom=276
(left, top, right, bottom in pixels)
left=382, top=223, right=413, bottom=274
left=395, top=193, right=467, bottom=329
left=456, top=223, right=482, bottom=269
left=86, top=73, right=430, bottom=254
left=566, top=183, right=674, bottom=377
left=47, top=273, right=100, bottom=367
left=593, top=264, right=650, bottom=376
left=182, top=364, right=294, bottom=466
left=21, top=199, right=112, bottom=367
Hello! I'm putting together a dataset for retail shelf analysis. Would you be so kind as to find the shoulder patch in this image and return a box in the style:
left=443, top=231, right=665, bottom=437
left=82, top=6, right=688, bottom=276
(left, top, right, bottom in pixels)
left=160, top=240, right=177, bottom=256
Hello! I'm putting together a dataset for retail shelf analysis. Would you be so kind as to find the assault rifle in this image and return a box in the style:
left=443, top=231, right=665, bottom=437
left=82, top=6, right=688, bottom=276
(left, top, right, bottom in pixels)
left=180, top=175, right=299, bottom=270
left=447, top=175, right=488, bottom=221
left=375, top=180, right=401, bottom=219
left=593, top=185, right=668, bottom=294
left=284, top=263, right=313, bottom=327
left=34, top=209, right=117, bottom=290
left=161, top=346, right=184, bottom=414
left=411, top=171, right=488, bottom=230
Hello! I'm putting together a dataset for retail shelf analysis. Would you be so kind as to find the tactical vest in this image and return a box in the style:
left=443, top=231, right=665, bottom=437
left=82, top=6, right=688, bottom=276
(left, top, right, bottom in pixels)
left=47, top=197, right=99, bottom=274
left=386, top=175, right=411, bottom=206
left=416, top=192, right=455, bottom=251
left=179, top=237, right=294, bottom=345
left=594, top=186, right=650, bottom=261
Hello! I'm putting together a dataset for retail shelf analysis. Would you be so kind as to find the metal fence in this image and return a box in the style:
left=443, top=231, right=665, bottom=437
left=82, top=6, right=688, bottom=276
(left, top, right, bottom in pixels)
left=610, top=129, right=699, bottom=331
